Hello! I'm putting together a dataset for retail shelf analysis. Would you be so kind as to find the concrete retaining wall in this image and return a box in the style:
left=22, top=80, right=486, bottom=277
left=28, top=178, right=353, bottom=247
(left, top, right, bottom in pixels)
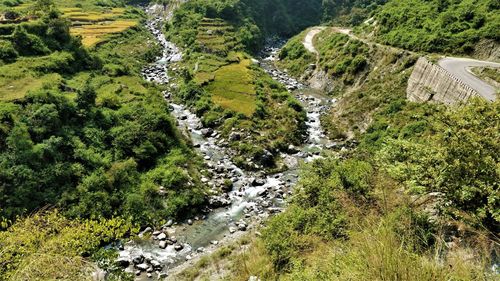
left=407, top=57, right=480, bottom=105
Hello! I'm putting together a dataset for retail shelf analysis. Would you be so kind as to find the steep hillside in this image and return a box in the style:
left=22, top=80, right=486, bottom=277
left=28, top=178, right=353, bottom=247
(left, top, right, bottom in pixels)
left=279, top=27, right=418, bottom=138
left=0, top=0, right=207, bottom=224
left=362, top=0, right=500, bottom=56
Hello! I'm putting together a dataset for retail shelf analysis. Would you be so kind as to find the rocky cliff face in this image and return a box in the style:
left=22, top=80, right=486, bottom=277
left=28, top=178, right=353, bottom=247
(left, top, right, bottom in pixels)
left=407, top=57, right=480, bottom=105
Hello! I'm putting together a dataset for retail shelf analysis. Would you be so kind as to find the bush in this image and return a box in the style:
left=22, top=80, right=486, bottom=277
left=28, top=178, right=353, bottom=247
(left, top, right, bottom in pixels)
left=0, top=210, right=137, bottom=280
left=262, top=157, right=375, bottom=270
left=11, top=25, right=50, bottom=56
left=0, top=39, right=18, bottom=62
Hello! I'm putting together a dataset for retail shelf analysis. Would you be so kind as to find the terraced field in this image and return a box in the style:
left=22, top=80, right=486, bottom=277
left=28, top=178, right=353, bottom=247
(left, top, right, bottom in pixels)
left=206, top=55, right=256, bottom=116
left=2, top=3, right=138, bottom=47
left=191, top=19, right=256, bottom=116
left=196, top=18, right=237, bottom=55
left=62, top=7, right=138, bottom=47
left=70, top=19, right=138, bottom=47
left=0, top=2, right=143, bottom=101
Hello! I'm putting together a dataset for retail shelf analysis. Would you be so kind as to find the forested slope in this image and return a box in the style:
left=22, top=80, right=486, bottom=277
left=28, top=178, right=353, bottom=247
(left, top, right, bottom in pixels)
left=0, top=0, right=207, bottom=225
left=367, top=0, right=500, bottom=54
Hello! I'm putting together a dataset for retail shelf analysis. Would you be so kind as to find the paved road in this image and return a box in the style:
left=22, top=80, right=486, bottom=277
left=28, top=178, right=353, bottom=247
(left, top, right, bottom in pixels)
left=438, top=58, right=500, bottom=101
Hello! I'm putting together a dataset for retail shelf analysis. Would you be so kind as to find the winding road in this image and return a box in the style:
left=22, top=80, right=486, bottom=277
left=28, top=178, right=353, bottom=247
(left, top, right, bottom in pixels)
left=438, top=58, right=500, bottom=101
left=302, top=27, right=500, bottom=101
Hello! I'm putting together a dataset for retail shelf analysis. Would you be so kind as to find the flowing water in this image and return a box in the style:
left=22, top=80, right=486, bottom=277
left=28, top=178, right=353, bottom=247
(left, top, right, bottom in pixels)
left=117, top=5, right=335, bottom=280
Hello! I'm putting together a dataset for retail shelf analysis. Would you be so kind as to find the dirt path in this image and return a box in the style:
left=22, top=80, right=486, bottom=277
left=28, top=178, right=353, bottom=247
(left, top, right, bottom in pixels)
left=303, top=27, right=326, bottom=55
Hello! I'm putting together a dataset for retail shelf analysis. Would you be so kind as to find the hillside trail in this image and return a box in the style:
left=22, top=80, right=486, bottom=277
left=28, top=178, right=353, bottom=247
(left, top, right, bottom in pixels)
left=303, top=27, right=326, bottom=56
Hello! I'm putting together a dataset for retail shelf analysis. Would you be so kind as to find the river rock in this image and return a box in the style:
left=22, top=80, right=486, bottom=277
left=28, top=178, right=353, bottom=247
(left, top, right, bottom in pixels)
left=139, top=227, right=153, bottom=237
left=132, top=255, right=144, bottom=265
left=238, top=223, right=247, bottom=231
left=150, top=259, right=162, bottom=269
left=257, top=189, right=269, bottom=197
left=187, top=219, right=193, bottom=225
left=201, top=128, right=213, bottom=137
left=251, top=178, right=266, bottom=186
left=116, top=257, right=130, bottom=267
left=159, top=240, right=167, bottom=249
left=136, top=263, right=149, bottom=271
left=229, top=132, right=241, bottom=141
left=157, top=232, right=167, bottom=240
left=174, top=244, right=184, bottom=251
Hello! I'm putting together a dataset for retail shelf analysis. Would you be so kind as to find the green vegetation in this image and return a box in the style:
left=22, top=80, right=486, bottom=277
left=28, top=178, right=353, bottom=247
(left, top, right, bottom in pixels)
left=322, top=0, right=386, bottom=25
left=279, top=27, right=415, bottom=138
left=0, top=1, right=207, bottom=225
left=367, top=0, right=500, bottom=54
left=167, top=0, right=308, bottom=169
left=280, top=28, right=370, bottom=85
left=1, top=0, right=498, bottom=280
left=181, top=0, right=498, bottom=278
left=0, top=210, right=137, bottom=280
left=472, top=67, right=500, bottom=86
left=245, top=97, right=499, bottom=280
left=316, top=31, right=369, bottom=78
left=0, top=2, right=211, bottom=280
left=0, top=0, right=140, bottom=47
left=207, top=57, right=256, bottom=116
left=180, top=99, right=499, bottom=280
left=277, top=29, right=315, bottom=77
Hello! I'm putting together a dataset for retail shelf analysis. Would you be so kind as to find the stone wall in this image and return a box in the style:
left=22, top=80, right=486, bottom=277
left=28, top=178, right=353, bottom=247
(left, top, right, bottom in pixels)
left=407, top=57, right=480, bottom=105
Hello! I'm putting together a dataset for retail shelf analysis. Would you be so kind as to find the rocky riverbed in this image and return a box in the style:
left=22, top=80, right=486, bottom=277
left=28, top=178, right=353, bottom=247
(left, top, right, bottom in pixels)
left=112, top=4, right=337, bottom=280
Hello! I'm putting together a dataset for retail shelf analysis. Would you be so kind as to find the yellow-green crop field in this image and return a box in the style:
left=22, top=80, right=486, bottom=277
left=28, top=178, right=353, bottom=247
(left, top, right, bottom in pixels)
left=70, top=19, right=138, bottom=47
left=61, top=7, right=138, bottom=47
left=206, top=58, right=256, bottom=116
left=3, top=3, right=138, bottom=47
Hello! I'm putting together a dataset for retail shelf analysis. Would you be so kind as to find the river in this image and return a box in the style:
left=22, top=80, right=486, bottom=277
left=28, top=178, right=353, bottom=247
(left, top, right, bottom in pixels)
left=116, top=4, right=335, bottom=280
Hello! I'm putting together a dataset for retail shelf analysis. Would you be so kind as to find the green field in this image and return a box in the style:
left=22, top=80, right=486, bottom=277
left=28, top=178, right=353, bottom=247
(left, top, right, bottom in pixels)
left=207, top=57, right=256, bottom=116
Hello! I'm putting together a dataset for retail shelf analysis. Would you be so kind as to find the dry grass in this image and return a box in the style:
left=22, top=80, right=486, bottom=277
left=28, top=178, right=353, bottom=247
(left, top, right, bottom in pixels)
left=0, top=73, right=62, bottom=101
left=9, top=253, right=95, bottom=281
left=70, top=20, right=138, bottom=47
left=62, top=7, right=125, bottom=22
left=207, top=57, right=256, bottom=116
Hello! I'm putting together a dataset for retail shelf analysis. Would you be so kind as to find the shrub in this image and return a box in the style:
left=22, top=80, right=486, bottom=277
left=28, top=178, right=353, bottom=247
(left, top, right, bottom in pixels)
left=11, top=25, right=50, bottom=56
left=0, top=39, right=18, bottom=62
left=0, top=210, right=137, bottom=280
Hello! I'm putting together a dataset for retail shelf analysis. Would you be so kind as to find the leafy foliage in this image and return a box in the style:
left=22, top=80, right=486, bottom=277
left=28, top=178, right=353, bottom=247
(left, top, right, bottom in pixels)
left=263, top=158, right=373, bottom=270
left=0, top=210, right=137, bottom=281
left=0, top=3, right=206, bottom=224
left=372, top=0, right=500, bottom=53
left=378, top=99, right=500, bottom=227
